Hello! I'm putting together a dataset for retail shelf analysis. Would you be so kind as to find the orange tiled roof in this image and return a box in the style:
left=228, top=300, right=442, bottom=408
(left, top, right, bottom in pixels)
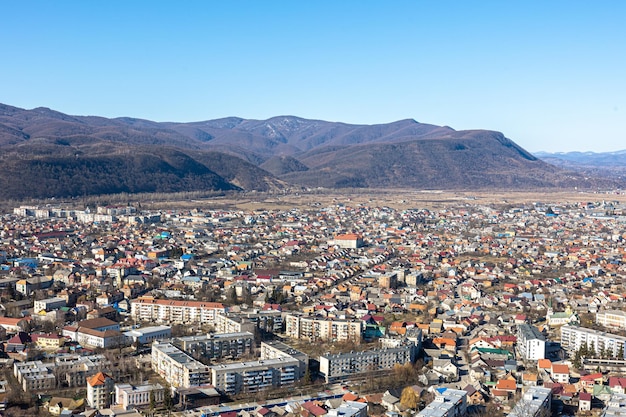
left=87, top=372, right=110, bottom=387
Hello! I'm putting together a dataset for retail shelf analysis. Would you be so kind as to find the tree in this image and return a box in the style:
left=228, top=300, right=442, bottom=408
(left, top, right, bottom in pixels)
left=163, top=384, right=174, bottom=416
left=400, top=386, right=420, bottom=410
left=149, top=389, right=156, bottom=416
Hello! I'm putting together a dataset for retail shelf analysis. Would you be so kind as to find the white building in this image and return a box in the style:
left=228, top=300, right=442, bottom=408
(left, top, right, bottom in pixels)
left=284, top=313, right=363, bottom=343
left=597, top=310, right=626, bottom=330
left=319, top=342, right=415, bottom=383
left=517, top=324, right=546, bottom=360
left=131, top=297, right=226, bottom=326
left=173, top=332, right=254, bottom=360
left=115, top=382, right=164, bottom=410
left=210, top=357, right=300, bottom=394
left=124, top=325, right=171, bottom=345
left=604, top=393, right=626, bottom=417
left=87, top=372, right=114, bottom=410
left=260, top=340, right=309, bottom=379
left=151, top=342, right=212, bottom=389
left=33, top=297, right=67, bottom=312
left=416, top=388, right=467, bottom=417
left=561, top=325, right=626, bottom=358
left=508, top=387, right=552, bottom=417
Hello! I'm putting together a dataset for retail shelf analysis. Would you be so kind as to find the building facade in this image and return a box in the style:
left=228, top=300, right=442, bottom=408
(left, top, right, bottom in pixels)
left=597, top=310, right=626, bottom=330
left=131, top=297, right=226, bottom=326
left=517, top=324, right=546, bottom=360
left=561, top=325, right=626, bottom=358
left=319, top=343, right=415, bottom=383
left=87, top=372, right=115, bottom=410
left=284, top=314, right=363, bottom=343
left=115, top=382, right=164, bottom=410
left=173, top=332, right=255, bottom=361
left=151, top=342, right=212, bottom=389
left=210, top=357, right=299, bottom=394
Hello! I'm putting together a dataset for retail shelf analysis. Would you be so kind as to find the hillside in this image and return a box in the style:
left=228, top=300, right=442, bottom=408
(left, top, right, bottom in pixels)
left=0, top=103, right=618, bottom=199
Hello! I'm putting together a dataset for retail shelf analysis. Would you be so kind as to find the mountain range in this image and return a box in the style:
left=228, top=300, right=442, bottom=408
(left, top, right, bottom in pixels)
left=0, top=103, right=619, bottom=199
left=535, top=150, right=626, bottom=182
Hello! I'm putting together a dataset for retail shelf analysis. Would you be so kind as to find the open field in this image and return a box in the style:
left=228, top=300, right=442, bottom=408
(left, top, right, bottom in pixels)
left=7, top=188, right=626, bottom=214
left=159, top=188, right=626, bottom=212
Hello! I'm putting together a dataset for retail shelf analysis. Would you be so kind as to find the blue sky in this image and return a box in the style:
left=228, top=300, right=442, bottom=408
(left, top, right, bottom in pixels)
left=1, top=1, right=624, bottom=153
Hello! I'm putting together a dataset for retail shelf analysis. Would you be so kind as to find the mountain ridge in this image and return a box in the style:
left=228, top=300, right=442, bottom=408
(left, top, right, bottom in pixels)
left=0, top=103, right=619, bottom=199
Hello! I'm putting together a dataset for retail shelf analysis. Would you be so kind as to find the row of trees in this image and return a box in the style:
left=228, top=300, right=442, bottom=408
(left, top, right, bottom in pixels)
left=572, top=341, right=625, bottom=368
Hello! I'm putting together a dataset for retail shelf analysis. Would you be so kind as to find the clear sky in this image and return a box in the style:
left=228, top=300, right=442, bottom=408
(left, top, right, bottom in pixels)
left=1, top=1, right=624, bottom=153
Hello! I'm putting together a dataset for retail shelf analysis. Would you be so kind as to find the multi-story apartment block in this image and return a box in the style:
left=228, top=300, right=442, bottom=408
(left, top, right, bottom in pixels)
left=508, top=387, right=552, bottom=417
left=115, top=382, right=164, bottom=410
left=284, top=314, right=363, bottom=343
left=54, top=354, right=111, bottom=388
left=260, top=341, right=309, bottom=379
left=173, top=332, right=255, bottom=361
left=597, top=310, right=626, bottom=330
left=13, top=361, right=55, bottom=392
left=131, top=297, right=226, bottom=326
left=517, top=324, right=546, bottom=360
left=416, top=388, right=467, bottom=417
left=210, top=357, right=300, bottom=394
left=214, top=314, right=256, bottom=334
left=561, top=325, right=626, bottom=358
left=151, top=342, right=212, bottom=389
left=87, top=372, right=115, bottom=410
left=319, top=343, right=415, bottom=383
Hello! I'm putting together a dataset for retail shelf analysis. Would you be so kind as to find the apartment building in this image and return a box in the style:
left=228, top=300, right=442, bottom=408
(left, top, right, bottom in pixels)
left=115, top=382, right=164, bottom=410
left=87, top=372, right=115, bottom=410
left=416, top=388, right=467, bottom=417
left=131, top=297, right=226, bottom=326
left=561, top=325, right=626, bottom=358
left=54, top=354, right=110, bottom=388
left=260, top=340, right=309, bottom=379
left=173, top=332, right=255, bottom=361
left=597, top=310, right=626, bottom=330
left=214, top=314, right=256, bottom=334
left=13, top=361, right=55, bottom=392
left=151, top=342, right=212, bottom=389
left=210, top=357, right=300, bottom=394
left=508, top=387, right=552, bottom=417
left=319, top=343, right=415, bottom=383
left=284, top=313, right=363, bottom=343
left=517, top=324, right=546, bottom=360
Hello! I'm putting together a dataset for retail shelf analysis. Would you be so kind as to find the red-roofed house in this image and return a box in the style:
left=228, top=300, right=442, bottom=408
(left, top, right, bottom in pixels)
left=551, top=364, right=570, bottom=384
left=579, top=392, right=592, bottom=411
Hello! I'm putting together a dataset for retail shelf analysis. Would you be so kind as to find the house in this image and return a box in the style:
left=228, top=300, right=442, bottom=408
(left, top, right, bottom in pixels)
left=494, top=377, right=517, bottom=398
left=609, top=377, right=626, bottom=394
left=581, top=373, right=604, bottom=392
left=463, top=385, right=484, bottom=405
left=46, top=397, right=85, bottom=415
left=578, top=392, right=591, bottom=412
left=432, top=359, right=459, bottom=382
left=551, top=364, right=570, bottom=384
left=522, top=372, right=538, bottom=387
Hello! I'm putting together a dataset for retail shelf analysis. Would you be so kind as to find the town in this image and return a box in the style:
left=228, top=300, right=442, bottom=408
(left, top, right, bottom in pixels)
left=1, top=195, right=626, bottom=417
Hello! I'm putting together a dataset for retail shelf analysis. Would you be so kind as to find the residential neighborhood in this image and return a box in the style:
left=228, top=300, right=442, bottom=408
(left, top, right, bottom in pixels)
left=1, top=198, right=626, bottom=417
